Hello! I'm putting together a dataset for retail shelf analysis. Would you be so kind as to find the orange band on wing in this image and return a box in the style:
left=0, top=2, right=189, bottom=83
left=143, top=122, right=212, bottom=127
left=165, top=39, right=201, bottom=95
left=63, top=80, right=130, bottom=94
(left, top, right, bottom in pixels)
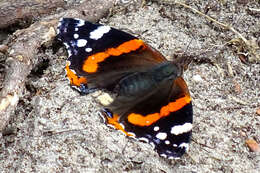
left=127, top=95, right=191, bottom=126
left=106, top=114, right=133, bottom=136
left=82, top=39, right=145, bottom=73
left=66, top=63, right=87, bottom=86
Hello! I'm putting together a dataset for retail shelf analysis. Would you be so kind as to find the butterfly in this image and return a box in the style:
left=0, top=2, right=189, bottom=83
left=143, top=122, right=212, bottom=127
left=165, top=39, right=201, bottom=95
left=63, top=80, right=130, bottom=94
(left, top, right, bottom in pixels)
left=57, top=18, right=193, bottom=159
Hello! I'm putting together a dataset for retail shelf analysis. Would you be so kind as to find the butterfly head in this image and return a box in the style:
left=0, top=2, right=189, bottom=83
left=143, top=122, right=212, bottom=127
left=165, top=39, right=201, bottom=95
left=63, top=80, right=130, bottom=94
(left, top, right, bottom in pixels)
left=153, top=62, right=182, bottom=82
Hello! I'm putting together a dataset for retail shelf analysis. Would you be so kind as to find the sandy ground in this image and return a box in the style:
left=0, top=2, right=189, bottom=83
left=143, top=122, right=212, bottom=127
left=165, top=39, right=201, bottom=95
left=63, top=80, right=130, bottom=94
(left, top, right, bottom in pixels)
left=0, top=1, right=260, bottom=172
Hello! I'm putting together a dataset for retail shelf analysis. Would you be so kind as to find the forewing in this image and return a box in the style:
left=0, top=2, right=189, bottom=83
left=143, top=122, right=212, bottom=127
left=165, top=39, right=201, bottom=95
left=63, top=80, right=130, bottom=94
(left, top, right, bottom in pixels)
left=57, top=18, right=167, bottom=92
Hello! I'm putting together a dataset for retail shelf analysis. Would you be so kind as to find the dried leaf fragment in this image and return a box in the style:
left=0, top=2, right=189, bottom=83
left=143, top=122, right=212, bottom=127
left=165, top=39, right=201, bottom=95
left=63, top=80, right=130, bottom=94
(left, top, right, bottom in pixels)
left=246, top=139, right=260, bottom=152
left=256, top=108, right=260, bottom=115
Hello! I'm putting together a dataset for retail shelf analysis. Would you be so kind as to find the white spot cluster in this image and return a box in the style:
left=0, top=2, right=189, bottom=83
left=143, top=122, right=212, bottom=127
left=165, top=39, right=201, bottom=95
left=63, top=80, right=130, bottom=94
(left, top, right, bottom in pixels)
left=170, top=123, right=192, bottom=135
left=90, top=26, right=111, bottom=40
left=139, top=124, right=191, bottom=159
left=158, top=142, right=189, bottom=159
left=72, top=20, right=94, bottom=53
left=160, top=153, right=180, bottom=160
left=59, top=18, right=106, bottom=55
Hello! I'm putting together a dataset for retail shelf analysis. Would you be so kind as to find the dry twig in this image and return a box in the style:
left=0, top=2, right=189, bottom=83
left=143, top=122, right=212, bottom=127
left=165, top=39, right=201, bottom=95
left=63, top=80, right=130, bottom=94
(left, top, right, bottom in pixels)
left=151, top=0, right=260, bottom=61
left=0, top=0, right=65, bottom=29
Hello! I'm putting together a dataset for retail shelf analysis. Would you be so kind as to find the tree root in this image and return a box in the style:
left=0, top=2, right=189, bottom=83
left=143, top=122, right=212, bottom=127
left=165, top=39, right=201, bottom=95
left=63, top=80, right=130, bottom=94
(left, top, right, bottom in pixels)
left=0, top=0, right=115, bottom=134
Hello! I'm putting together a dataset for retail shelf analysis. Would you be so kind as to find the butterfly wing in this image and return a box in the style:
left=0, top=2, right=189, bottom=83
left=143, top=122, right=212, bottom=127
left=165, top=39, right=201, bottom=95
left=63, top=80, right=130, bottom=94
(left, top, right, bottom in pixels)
left=57, top=18, right=167, bottom=93
left=103, top=77, right=193, bottom=159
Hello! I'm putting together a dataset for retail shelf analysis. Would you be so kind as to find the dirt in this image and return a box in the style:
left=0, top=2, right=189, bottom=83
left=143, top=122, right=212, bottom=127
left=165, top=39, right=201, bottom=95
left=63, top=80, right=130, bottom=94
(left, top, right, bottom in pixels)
left=0, top=0, right=259, bottom=172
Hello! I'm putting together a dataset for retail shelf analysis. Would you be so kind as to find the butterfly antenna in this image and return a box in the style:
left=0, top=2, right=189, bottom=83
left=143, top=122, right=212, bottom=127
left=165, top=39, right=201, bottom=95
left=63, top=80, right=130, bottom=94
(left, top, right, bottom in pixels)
left=173, top=36, right=195, bottom=72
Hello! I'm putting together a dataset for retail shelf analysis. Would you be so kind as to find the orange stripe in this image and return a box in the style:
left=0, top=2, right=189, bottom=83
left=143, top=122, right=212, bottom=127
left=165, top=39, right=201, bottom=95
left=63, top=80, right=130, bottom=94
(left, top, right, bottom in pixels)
left=82, top=39, right=145, bottom=73
left=106, top=114, right=133, bottom=136
left=66, top=63, right=87, bottom=86
left=127, top=95, right=191, bottom=126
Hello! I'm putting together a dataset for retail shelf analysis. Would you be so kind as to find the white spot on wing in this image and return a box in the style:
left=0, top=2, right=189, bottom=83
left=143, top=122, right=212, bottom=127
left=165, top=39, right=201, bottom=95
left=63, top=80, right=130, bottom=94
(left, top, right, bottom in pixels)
left=58, top=18, right=63, bottom=27
left=75, top=28, right=79, bottom=31
left=67, top=49, right=72, bottom=57
left=71, top=86, right=81, bottom=92
left=153, top=126, right=159, bottom=131
left=90, top=26, right=111, bottom=40
left=128, top=132, right=136, bottom=138
left=179, top=143, right=189, bottom=151
left=75, top=18, right=85, bottom=27
left=64, top=42, right=69, bottom=49
left=168, top=156, right=174, bottom=160
left=70, top=69, right=77, bottom=75
left=66, top=60, right=71, bottom=66
left=85, top=48, right=92, bottom=52
left=74, top=34, right=79, bottom=39
left=165, top=140, right=170, bottom=145
left=156, top=132, right=167, bottom=140
left=77, top=39, right=87, bottom=47
left=63, top=43, right=72, bottom=56
left=160, top=154, right=167, bottom=158
left=138, top=137, right=149, bottom=143
left=170, top=123, right=192, bottom=135
left=96, top=92, right=114, bottom=106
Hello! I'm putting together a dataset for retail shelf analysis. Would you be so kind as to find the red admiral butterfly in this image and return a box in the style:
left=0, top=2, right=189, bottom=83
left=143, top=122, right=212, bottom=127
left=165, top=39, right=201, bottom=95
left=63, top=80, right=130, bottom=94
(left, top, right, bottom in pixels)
left=57, top=18, right=193, bottom=159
